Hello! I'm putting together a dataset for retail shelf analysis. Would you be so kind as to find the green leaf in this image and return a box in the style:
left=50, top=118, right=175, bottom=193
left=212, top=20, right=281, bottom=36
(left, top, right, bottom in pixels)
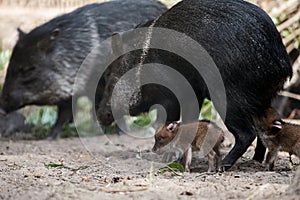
left=0, top=49, right=11, bottom=71
left=167, top=162, right=185, bottom=173
left=158, top=168, right=168, bottom=175
left=44, top=163, right=64, bottom=168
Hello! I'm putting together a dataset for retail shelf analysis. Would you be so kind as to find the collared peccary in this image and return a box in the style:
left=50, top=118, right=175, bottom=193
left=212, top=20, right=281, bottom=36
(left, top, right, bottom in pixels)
left=0, top=0, right=167, bottom=139
left=255, top=107, right=300, bottom=171
left=153, top=120, right=224, bottom=172
left=98, top=0, right=292, bottom=170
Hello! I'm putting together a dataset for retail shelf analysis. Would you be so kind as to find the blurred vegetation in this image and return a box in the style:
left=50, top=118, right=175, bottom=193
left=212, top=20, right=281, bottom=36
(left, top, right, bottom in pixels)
left=266, top=0, right=300, bottom=55
left=23, top=106, right=58, bottom=138
left=0, top=43, right=11, bottom=92
left=124, top=110, right=157, bottom=135
left=0, top=49, right=11, bottom=71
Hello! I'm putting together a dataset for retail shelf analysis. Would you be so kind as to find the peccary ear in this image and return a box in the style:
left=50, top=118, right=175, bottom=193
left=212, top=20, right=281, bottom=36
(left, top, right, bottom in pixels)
left=271, top=120, right=283, bottom=133
left=111, top=32, right=123, bottom=57
left=175, top=120, right=182, bottom=125
left=17, top=28, right=26, bottom=39
left=50, top=28, right=60, bottom=40
left=167, top=121, right=180, bottom=132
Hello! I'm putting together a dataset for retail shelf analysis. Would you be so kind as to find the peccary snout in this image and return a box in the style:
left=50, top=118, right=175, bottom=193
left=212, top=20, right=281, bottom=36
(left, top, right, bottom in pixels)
left=98, top=110, right=114, bottom=126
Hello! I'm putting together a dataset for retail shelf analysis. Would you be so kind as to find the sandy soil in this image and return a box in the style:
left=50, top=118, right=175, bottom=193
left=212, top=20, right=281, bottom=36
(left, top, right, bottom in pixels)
left=0, top=133, right=299, bottom=200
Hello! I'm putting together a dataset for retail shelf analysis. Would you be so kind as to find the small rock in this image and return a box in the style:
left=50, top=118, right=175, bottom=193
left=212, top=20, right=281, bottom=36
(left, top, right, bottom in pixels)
left=180, top=191, right=193, bottom=196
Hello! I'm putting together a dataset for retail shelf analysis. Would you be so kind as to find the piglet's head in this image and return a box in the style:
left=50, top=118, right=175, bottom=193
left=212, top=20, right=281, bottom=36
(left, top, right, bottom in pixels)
left=152, top=121, right=181, bottom=154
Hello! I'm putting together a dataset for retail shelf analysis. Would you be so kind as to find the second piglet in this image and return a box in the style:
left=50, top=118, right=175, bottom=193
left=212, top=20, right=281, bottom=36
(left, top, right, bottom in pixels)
left=255, top=107, right=300, bottom=171
left=152, top=120, right=224, bottom=172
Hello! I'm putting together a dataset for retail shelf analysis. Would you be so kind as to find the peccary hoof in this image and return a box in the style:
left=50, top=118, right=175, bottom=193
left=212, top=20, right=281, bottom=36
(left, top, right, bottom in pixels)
left=219, top=164, right=232, bottom=172
left=44, top=131, right=59, bottom=140
left=44, top=135, right=56, bottom=140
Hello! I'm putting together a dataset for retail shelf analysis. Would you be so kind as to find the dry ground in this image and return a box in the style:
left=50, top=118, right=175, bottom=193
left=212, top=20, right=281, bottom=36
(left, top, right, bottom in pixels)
left=0, top=133, right=299, bottom=200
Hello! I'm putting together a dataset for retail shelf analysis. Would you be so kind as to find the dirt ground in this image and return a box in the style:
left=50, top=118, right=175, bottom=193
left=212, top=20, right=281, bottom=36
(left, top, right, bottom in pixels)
left=0, top=132, right=299, bottom=200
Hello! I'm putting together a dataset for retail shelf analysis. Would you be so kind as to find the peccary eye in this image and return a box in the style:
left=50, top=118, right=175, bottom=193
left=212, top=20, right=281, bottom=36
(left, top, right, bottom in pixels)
left=157, top=136, right=164, bottom=142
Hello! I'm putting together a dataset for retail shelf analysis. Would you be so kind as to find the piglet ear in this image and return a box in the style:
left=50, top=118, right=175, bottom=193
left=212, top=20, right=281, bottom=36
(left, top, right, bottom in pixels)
left=17, top=28, right=26, bottom=39
left=50, top=28, right=60, bottom=40
left=167, top=121, right=180, bottom=132
left=271, top=120, right=283, bottom=132
left=166, top=123, right=174, bottom=131
left=175, top=120, right=182, bottom=125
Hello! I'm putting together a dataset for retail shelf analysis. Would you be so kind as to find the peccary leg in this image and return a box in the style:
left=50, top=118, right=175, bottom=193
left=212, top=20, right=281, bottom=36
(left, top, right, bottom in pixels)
left=222, top=116, right=257, bottom=170
left=265, top=148, right=278, bottom=171
left=253, top=136, right=266, bottom=163
left=207, top=150, right=216, bottom=172
left=289, top=153, right=294, bottom=165
left=293, top=144, right=300, bottom=159
left=214, top=147, right=222, bottom=172
left=45, top=100, right=73, bottom=140
left=181, top=146, right=192, bottom=172
left=292, top=144, right=300, bottom=165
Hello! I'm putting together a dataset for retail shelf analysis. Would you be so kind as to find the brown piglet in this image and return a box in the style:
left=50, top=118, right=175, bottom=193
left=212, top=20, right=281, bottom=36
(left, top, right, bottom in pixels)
left=255, top=107, right=300, bottom=171
left=152, top=120, right=224, bottom=172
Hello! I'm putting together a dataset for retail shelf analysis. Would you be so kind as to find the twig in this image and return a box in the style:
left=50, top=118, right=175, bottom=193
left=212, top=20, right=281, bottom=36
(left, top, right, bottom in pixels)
left=278, top=11, right=300, bottom=32
left=278, top=91, right=300, bottom=101
left=165, top=165, right=184, bottom=177
left=282, top=27, right=300, bottom=45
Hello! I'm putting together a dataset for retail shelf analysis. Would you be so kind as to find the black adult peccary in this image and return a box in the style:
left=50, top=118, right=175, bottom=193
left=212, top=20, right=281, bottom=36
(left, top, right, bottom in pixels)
left=0, top=0, right=167, bottom=139
left=98, top=0, right=292, bottom=169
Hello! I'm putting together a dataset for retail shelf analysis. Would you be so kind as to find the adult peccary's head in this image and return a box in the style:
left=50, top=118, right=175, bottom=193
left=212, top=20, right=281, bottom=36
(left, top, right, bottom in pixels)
left=1, top=15, right=96, bottom=111
left=1, top=0, right=167, bottom=113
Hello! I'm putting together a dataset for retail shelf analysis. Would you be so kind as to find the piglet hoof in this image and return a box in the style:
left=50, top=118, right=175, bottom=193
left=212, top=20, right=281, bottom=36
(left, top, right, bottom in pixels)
left=216, top=167, right=224, bottom=173
left=264, top=166, right=274, bottom=171
left=184, top=168, right=190, bottom=173
left=206, top=169, right=216, bottom=175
